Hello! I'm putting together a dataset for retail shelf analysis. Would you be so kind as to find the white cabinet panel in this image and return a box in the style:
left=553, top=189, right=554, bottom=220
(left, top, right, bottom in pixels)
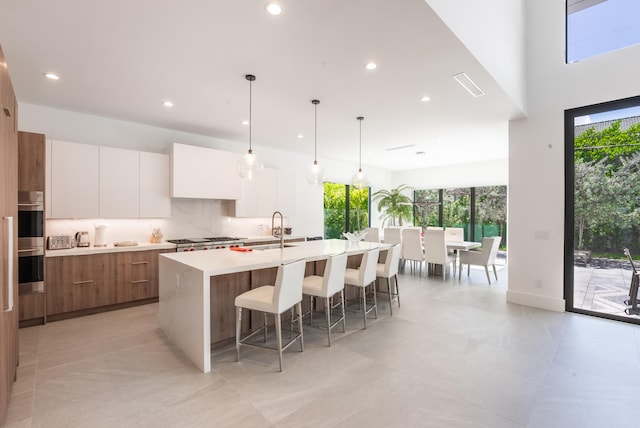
left=99, top=146, right=139, bottom=218
left=276, top=170, right=296, bottom=216
left=50, top=140, right=99, bottom=218
left=256, top=168, right=278, bottom=217
left=140, top=152, right=171, bottom=218
left=171, top=143, right=241, bottom=199
left=235, top=168, right=293, bottom=218
left=45, top=139, right=52, bottom=219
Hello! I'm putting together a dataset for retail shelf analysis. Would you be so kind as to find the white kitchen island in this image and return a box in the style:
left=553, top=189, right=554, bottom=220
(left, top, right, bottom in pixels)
left=158, top=239, right=386, bottom=373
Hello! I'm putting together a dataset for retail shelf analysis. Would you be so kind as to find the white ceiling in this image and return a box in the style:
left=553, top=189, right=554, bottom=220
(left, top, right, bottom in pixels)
left=0, top=0, right=523, bottom=171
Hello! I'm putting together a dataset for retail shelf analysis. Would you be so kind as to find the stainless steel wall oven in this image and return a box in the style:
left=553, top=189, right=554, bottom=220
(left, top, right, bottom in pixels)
left=17, top=191, right=44, bottom=294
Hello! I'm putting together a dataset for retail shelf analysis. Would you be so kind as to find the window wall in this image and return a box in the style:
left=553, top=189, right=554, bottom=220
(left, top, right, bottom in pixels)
left=414, top=186, right=506, bottom=247
left=323, top=182, right=370, bottom=239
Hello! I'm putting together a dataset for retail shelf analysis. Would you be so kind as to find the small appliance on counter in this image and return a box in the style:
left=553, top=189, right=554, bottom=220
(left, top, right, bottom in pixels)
left=47, top=235, right=74, bottom=250
left=94, top=223, right=108, bottom=247
left=75, top=231, right=90, bottom=247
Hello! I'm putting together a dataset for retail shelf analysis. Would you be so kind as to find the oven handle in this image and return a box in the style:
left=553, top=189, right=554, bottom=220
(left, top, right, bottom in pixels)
left=4, top=216, right=14, bottom=313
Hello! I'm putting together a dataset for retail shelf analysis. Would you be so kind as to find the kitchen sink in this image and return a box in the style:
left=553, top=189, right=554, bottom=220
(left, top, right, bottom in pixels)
left=250, top=243, right=297, bottom=251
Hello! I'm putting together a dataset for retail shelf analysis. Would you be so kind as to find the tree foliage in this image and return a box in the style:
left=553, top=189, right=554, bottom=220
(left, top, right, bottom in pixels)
left=573, top=119, right=640, bottom=252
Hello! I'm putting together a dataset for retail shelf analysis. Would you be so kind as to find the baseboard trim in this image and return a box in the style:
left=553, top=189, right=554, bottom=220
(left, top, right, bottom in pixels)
left=506, top=290, right=565, bottom=312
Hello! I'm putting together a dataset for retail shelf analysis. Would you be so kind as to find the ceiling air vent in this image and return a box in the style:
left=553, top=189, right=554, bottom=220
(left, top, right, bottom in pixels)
left=453, top=72, right=485, bottom=97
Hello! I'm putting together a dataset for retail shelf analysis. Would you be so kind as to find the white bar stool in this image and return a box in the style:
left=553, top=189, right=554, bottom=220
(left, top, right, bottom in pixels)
left=235, top=258, right=306, bottom=372
left=376, top=243, right=401, bottom=315
left=344, top=247, right=380, bottom=329
left=302, top=252, right=348, bottom=346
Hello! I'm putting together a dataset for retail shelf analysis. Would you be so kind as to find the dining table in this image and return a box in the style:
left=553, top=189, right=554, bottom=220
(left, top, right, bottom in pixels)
left=446, top=240, right=482, bottom=251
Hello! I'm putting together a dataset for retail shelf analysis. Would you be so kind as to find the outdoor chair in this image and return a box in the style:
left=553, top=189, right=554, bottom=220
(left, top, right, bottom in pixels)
left=623, top=248, right=640, bottom=316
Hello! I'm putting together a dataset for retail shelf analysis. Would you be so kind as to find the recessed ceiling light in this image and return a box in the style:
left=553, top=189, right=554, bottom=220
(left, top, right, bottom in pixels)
left=241, top=120, right=249, bottom=125
left=297, top=134, right=304, bottom=139
left=44, top=72, right=59, bottom=80
left=162, top=100, right=173, bottom=107
left=365, top=62, right=377, bottom=70
left=265, top=2, right=282, bottom=15
left=421, top=96, right=431, bottom=102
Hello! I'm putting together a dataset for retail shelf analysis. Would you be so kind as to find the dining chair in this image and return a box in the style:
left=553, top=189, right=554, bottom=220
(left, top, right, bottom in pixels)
left=235, top=258, right=306, bottom=372
left=401, top=228, right=425, bottom=276
left=423, top=229, right=456, bottom=280
left=458, top=236, right=502, bottom=284
left=444, top=227, right=464, bottom=242
left=363, top=227, right=380, bottom=243
left=302, top=252, right=348, bottom=346
left=344, top=247, right=380, bottom=329
left=376, top=243, right=401, bottom=315
left=383, top=227, right=403, bottom=270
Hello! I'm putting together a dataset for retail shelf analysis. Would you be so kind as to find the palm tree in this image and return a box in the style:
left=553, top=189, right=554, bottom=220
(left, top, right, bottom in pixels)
left=372, top=184, right=414, bottom=227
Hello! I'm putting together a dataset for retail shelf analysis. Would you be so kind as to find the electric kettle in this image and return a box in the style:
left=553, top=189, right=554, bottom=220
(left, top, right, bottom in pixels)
left=75, top=231, right=90, bottom=247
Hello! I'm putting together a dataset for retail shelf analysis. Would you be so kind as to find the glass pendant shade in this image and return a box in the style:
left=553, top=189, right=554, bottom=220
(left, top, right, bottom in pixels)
left=351, top=168, right=368, bottom=189
left=237, top=149, right=264, bottom=180
left=237, top=74, right=263, bottom=180
left=306, top=160, right=326, bottom=186
left=352, top=116, right=368, bottom=189
left=306, top=99, right=325, bottom=186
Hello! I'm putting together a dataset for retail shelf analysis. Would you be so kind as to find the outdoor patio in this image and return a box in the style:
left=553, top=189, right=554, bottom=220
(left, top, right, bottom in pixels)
left=574, top=258, right=638, bottom=318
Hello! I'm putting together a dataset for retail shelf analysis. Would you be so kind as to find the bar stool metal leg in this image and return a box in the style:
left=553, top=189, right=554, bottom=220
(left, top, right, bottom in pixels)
left=236, top=307, right=242, bottom=362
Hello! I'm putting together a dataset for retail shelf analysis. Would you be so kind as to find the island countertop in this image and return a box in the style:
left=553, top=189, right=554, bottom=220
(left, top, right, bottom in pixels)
left=160, top=239, right=386, bottom=276
left=158, top=239, right=388, bottom=373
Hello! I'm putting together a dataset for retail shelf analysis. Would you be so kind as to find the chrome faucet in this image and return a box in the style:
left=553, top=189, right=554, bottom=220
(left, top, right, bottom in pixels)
left=272, top=211, right=284, bottom=249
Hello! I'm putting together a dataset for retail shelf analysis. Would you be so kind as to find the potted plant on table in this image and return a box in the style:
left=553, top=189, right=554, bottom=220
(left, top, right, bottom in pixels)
left=372, top=184, right=414, bottom=227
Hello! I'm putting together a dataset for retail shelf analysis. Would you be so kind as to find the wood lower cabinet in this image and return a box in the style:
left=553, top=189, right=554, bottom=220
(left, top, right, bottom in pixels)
left=46, top=249, right=172, bottom=318
left=115, top=249, right=171, bottom=303
left=46, top=253, right=116, bottom=315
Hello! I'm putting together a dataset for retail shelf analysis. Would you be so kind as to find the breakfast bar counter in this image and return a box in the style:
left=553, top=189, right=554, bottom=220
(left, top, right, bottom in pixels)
left=158, top=239, right=385, bottom=372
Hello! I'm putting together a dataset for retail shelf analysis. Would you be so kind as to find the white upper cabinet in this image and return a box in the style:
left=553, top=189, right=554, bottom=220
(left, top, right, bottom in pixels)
left=139, top=152, right=171, bottom=218
left=234, top=168, right=294, bottom=218
left=99, top=146, right=140, bottom=218
left=276, top=170, right=296, bottom=216
left=50, top=140, right=99, bottom=218
left=171, top=143, right=241, bottom=200
left=45, top=139, right=52, bottom=218
left=48, top=140, right=170, bottom=219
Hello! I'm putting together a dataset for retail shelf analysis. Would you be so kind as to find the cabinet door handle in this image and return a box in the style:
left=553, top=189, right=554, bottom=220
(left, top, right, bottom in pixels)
left=17, top=203, right=41, bottom=207
left=4, top=216, right=14, bottom=313
left=131, top=261, right=148, bottom=265
left=131, top=279, right=149, bottom=284
left=72, top=280, right=94, bottom=285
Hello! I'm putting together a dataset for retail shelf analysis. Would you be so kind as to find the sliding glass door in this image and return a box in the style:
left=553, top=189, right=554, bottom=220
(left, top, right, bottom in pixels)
left=565, top=96, right=640, bottom=323
left=323, top=182, right=370, bottom=239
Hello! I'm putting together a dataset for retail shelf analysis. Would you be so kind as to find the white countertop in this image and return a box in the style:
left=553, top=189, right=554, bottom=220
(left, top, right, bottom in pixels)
left=46, top=241, right=177, bottom=257
left=160, top=239, right=387, bottom=276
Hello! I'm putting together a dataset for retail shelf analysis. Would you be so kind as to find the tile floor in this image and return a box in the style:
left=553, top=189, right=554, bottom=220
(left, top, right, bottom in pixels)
left=4, top=265, right=640, bottom=427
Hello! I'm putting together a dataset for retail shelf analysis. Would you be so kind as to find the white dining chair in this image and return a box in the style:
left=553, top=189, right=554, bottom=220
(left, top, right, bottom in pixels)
left=401, top=228, right=425, bottom=276
left=423, top=229, right=456, bottom=280
left=458, top=236, right=502, bottom=284
left=235, top=258, right=306, bottom=372
left=363, top=227, right=380, bottom=243
left=302, top=252, right=348, bottom=346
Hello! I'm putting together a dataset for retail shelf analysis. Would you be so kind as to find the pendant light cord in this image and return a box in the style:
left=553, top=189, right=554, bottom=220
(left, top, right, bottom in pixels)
left=246, top=74, right=256, bottom=153
left=357, top=116, right=364, bottom=171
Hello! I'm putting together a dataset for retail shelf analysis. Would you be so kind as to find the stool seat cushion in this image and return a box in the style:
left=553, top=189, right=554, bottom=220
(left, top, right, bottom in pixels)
left=302, top=275, right=324, bottom=297
left=235, top=285, right=275, bottom=313
left=344, top=268, right=363, bottom=287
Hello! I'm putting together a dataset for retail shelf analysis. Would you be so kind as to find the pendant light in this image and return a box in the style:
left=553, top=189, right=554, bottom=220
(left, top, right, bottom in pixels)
left=351, top=116, right=368, bottom=189
left=306, top=99, right=326, bottom=186
left=237, top=74, right=264, bottom=180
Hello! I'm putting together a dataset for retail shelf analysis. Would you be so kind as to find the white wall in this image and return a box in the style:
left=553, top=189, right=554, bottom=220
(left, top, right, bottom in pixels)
left=19, top=103, right=392, bottom=242
left=507, top=0, right=640, bottom=311
left=426, top=0, right=527, bottom=115
left=392, top=159, right=507, bottom=190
